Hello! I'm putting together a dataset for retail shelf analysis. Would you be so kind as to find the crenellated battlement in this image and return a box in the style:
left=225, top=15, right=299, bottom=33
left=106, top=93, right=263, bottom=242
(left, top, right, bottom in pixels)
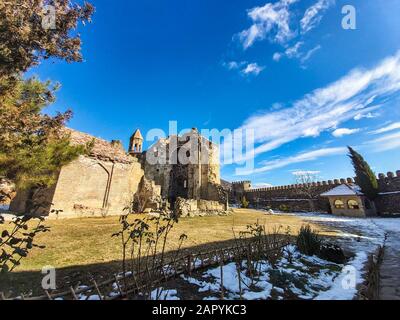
left=229, top=169, right=400, bottom=215
left=378, top=170, right=400, bottom=180
left=246, top=177, right=356, bottom=193
left=232, top=181, right=252, bottom=185
left=242, top=170, right=400, bottom=193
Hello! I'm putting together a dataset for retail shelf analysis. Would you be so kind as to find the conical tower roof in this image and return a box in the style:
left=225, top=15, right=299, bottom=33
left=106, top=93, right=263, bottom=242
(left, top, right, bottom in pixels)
left=131, top=129, right=143, bottom=140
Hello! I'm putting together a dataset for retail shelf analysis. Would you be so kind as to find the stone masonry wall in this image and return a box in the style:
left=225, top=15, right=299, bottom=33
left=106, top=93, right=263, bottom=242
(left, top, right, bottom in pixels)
left=51, top=156, right=144, bottom=218
left=10, top=155, right=145, bottom=218
left=375, top=171, right=400, bottom=215
left=231, top=170, right=400, bottom=214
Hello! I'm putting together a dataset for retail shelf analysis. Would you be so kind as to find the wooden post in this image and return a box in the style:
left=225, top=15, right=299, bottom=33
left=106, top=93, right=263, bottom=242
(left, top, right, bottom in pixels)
left=70, top=287, right=78, bottom=300
left=92, top=280, right=103, bottom=300
left=44, top=290, right=53, bottom=300
left=236, top=263, right=243, bottom=300
left=187, top=255, right=192, bottom=276
left=220, top=259, right=224, bottom=300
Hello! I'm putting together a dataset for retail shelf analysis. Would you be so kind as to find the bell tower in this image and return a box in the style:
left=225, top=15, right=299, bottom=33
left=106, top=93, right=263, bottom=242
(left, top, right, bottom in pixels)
left=129, top=129, right=143, bottom=154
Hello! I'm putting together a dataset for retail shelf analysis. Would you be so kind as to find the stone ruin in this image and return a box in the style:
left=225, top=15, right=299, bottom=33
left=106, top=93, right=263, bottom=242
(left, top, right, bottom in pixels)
left=8, top=128, right=229, bottom=218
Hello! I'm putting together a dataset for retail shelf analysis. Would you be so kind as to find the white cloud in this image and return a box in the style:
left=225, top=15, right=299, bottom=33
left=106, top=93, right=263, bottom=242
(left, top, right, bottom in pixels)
left=273, top=52, right=283, bottom=61
left=292, top=170, right=321, bottom=176
left=252, top=182, right=274, bottom=188
left=332, top=128, right=361, bottom=138
left=240, top=147, right=346, bottom=175
left=367, top=131, right=400, bottom=151
left=238, top=0, right=298, bottom=49
left=273, top=43, right=321, bottom=64
left=300, top=0, right=335, bottom=34
left=231, top=51, right=400, bottom=164
left=223, top=61, right=265, bottom=77
left=241, top=63, right=265, bottom=76
left=370, top=122, right=400, bottom=134
left=225, top=61, right=240, bottom=70
left=223, top=60, right=246, bottom=70
left=354, top=112, right=379, bottom=121
left=285, top=41, right=303, bottom=58
left=300, top=45, right=321, bottom=63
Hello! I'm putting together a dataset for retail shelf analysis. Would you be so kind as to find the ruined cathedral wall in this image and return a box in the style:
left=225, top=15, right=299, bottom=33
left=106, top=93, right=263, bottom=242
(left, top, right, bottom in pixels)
left=47, top=156, right=144, bottom=217
left=202, top=142, right=222, bottom=202
left=106, top=159, right=144, bottom=215
left=144, top=140, right=172, bottom=199
left=11, top=155, right=145, bottom=218
left=207, top=143, right=221, bottom=184
left=144, top=162, right=172, bottom=199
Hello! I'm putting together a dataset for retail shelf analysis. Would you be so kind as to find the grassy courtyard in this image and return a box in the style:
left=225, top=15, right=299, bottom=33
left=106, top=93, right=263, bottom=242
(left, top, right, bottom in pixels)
left=1, top=209, right=339, bottom=296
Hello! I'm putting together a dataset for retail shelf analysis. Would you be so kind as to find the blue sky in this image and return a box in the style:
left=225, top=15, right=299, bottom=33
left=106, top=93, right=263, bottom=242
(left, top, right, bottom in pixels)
left=29, top=0, right=400, bottom=186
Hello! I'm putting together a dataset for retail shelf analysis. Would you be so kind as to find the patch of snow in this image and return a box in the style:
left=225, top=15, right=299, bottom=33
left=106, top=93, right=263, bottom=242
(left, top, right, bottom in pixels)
left=242, top=290, right=271, bottom=300
left=78, top=294, right=101, bottom=300
left=0, top=213, right=18, bottom=221
left=150, top=288, right=180, bottom=300
left=203, top=296, right=219, bottom=300
left=182, top=261, right=274, bottom=300
left=321, top=184, right=363, bottom=197
left=108, top=291, right=120, bottom=298
left=77, top=285, right=89, bottom=291
left=379, top=191, right=400, bottom=195
left=314, top=251, right=368, bottom=300
left=181, top=275, right=220, bottom=293
left=273, top=287, right=284, bottom=294
left=373, top=218, right=400, bottom=233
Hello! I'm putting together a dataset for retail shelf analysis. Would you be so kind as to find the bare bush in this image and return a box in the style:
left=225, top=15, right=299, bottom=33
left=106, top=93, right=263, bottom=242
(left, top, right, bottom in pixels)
left=112, top=211, right=187, bottom=299
left=293, top=171, right=320, bottom=212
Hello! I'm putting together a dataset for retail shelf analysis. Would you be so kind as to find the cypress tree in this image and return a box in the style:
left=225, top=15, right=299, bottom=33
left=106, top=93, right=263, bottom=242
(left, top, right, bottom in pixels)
left=348, top=146, right=379, bottom=200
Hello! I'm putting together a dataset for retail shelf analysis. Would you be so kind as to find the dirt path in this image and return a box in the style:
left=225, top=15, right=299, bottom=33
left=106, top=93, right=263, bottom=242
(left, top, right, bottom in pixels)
left=379, top=231, right=400, bottom=300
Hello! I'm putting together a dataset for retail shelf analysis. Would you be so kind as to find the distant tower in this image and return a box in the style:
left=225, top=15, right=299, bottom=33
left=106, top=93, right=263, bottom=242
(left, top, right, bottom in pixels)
left=129, top=129, right=143, bottom=154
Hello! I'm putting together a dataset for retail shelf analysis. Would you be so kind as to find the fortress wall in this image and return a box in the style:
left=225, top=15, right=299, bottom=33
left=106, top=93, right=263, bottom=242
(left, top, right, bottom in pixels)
left=230, top=170, right=400, bottom=214
left=375, top=171, right=400, bottom=215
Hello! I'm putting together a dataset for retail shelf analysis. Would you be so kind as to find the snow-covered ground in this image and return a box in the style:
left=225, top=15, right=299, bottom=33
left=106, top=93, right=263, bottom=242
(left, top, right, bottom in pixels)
left=173, top=243, right=369, bottom=301
left=67, top=212, right=400, bottom=301
left=291, top=212, right=398, bottom=251
left=147, top=213, right=400, bottom=301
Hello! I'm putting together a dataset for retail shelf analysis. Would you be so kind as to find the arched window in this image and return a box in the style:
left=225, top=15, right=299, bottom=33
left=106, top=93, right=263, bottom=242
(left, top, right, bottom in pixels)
left=348, top=199, right=360, bottom=210
left=334, top=199, right=345, bottom=209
